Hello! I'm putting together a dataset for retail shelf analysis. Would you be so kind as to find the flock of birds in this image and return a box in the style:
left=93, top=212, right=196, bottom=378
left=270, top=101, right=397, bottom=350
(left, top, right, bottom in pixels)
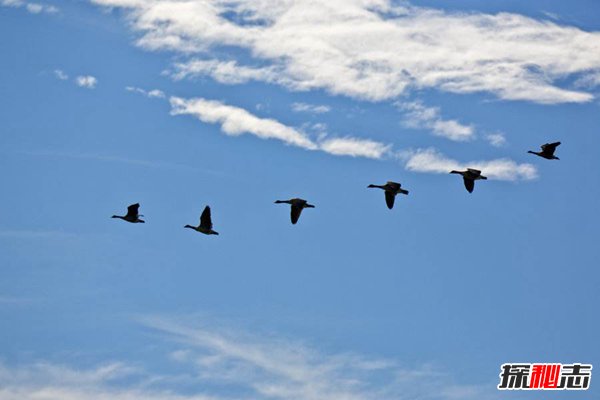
left=111, top=142, right=562, bottom=234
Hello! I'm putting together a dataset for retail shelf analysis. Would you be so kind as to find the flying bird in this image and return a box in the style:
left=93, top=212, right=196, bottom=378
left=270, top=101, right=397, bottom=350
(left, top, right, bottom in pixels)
left=112, top=203, right=145, bottom=223
left=367, top=181, right=409, bottom=209
left=184, top=206, right=219, bottom=235
left=528, top=142, right=561, bottom=160
left=274, top=198, right=315, bottom=224
left=450, top=168, right=487, bottom=193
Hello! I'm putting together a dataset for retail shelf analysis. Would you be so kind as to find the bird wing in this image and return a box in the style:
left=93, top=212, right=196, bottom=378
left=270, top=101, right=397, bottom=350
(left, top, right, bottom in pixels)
left=126, top=203, right=140, bottom=218
left=463, top=177, right=474, bottom=193
left=385, top=191, right=396, bottom=209
left=291, top=204, right=303, bottom=224
left=200, top=206, right=213, bottom=229
left=467, top=168, right=481, bottom=176
left=541, top=142, right=561, bottom=154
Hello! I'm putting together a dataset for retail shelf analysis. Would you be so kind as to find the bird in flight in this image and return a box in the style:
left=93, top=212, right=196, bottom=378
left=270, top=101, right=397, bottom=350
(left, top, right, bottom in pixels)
left=450, top=168, right=487, bottom=193
left=274, top=198, right=315, bottom=224
left=112, top=203, right=145, bottom=223
left=528, top=142, right=561, bottom=160
left=367, top=181, right=409, bottom=209
left=184, top=206, right=219, bottom=235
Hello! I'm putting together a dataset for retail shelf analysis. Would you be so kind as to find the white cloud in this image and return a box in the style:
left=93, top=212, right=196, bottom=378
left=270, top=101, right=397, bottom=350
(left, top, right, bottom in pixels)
left=25, top=2, right=41, bottom=13
left=170, top=96, right=318, bottom=150
left=402, top=148, right=538, bottom=181
left=485, top=133, right=507, bottom=148
left=1, top=0, right=57, bottom=13
left=75, top=75, right=98, bottom=89
left=320, top=137, right=391, bottom=159
left=170, top=59, right=280, bottom=85
left=397, top=101, right=474, bottom=141
left=0, top=316, right=503, bottom=400
left=53, top=69, right=68, bottom=80
left=0, top=0, right=24, bottom=7
left=126, top=86, right=165, bottom=98
left=169, top=96, right=392, bottom=159
left=93, top=0, right=600, bottom=104
left=292, top=102, right=331, bottom=114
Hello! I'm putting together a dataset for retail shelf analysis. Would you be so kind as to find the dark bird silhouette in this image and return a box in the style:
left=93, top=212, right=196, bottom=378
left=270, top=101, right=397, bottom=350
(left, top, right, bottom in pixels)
left=528, top=142, right=561, bottom=160
left=274, top=198, right=315, bottom=224
left=184, top=206, right=219, bottom=235
left=112, top=203, right=145, bottom=223
left=450, top=168, right=487, bottom=193
left=368, top=181, right=409, bottom=209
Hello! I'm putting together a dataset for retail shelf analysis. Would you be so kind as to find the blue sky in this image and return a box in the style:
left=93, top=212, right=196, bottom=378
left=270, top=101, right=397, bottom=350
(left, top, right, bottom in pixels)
left=1, top=0, right=599, bottom=399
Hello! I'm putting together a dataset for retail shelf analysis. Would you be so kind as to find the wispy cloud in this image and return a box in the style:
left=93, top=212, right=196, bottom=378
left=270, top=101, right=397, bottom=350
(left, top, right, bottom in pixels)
left=93, top=0, right=600, bottom=104
left=126, top=86, right=166, bottom=99
left=485, top=133, right=507, bottom=148
left=291, top=102, right=331, bottom=114
left=1, top=0, right=57, bottom=14
left=75, top=75, right=98, bottom=89
left=396, top=101, right=475, bottom=141
left=53, top=69, right=68, bottom=80
left=402, top=148, right=538, bottom=181
left=319, top=137, right=391, bottom=159
left=170, top=96, right=392, bottom=159
left=170, top=97, right=318, bottom=150
left=0, top=316, right=502, bottom=400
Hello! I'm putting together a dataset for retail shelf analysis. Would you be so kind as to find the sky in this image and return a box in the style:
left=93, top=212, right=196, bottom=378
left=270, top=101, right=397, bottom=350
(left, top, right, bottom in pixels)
left=0, top=0, right=599, bottom=399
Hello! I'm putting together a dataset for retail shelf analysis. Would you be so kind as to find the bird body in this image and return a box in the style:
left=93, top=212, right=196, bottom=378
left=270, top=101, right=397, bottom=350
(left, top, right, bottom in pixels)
left=112, top=203, right=145, bottom=223
left=368, top=181, right=409, bottom=209
left=528, top=142, right=561, bottom=160
left=274, top=198, right=315, bottom=224
left=450, top=169, right=487, bottom=193
left=185, top=206, right=219, bottom=235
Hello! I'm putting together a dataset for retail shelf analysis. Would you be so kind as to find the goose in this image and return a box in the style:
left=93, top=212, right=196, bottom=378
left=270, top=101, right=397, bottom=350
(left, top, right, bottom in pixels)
left=528, top=142, right=561, bottom=160
left=450, top=168, right=487, bottom=193
left=184, top=206, right=219, bottom=235
left=368, top=181, right=409, bottom=209
left=112, top=203, right=145, bottom=223
left=274, top=198, right=315, bottom=224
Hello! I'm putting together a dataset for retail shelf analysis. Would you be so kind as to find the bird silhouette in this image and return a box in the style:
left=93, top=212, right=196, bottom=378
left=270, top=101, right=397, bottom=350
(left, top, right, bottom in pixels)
left=528, top=142, right=561, bottom=160
left=112, top=203, right=145, bottom=223
left=367, top=181, right=409, bottom=209
left=274, top=198, right=315, bottom=224
left=184, top=206, right=219, bottom=235
left=450, top=168, right=487, bottom=193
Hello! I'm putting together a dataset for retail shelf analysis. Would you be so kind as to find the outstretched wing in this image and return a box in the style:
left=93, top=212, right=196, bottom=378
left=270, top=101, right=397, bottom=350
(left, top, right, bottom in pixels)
left=200, top=206, right=213, bottom=229
left=541, top=142, right=561, bottom=155
left=384, top=191, right=396, bottom=209
left=126, top=203, right=140, bottom=218
left=463, top=177, right=475, bottom=193
left=291, top=204, right=303, bottom=224
left=466, top=168, right=481, bottom=176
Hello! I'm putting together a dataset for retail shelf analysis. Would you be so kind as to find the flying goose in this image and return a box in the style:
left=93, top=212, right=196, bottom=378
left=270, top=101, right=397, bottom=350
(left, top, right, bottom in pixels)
left=185, top=206, right=219, bottom=235
left=528, top=142, right=561, bottom=160
left=112, top=203, right=145, bottom=223
left=274, top=198, right=315, bottom=224
left=450, top=168, right=487, bottom=193
left=368, top=181, right=409, bottom=209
